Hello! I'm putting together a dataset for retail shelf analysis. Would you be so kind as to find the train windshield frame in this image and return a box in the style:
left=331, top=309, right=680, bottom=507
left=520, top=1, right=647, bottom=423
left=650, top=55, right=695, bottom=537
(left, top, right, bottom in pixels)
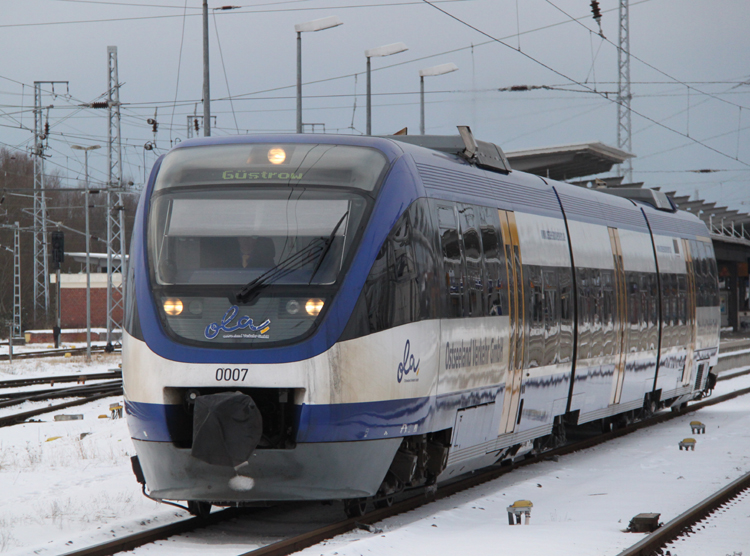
left=147, top=143, right=389, bottom=349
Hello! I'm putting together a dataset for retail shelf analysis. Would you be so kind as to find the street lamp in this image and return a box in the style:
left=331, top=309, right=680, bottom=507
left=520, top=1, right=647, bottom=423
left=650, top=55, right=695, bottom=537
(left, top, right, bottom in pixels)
left=419, top=63, right=458, bottom=135
left=365, top=42, right=408, bottom=135
left=295, top=16, right=342, bottom=133
left=71, top=144, right=101, bottom=363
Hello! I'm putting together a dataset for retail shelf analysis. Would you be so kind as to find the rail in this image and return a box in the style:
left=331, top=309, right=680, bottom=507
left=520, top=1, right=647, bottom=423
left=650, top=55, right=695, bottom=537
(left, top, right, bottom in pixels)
left=616, top=470, right=750, bottom=556
left=0, top=381, right=123, bottom=408
left=0, top=370, right=121, bottom=390
left=0, top=384, right=123, bottom=428
left=0, top=344, right=120, bottom=362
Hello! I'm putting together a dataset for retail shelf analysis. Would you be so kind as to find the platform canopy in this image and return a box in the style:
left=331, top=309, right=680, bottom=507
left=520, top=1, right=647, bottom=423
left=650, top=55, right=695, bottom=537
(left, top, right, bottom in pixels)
left=505, top=142, right=635, bottom=181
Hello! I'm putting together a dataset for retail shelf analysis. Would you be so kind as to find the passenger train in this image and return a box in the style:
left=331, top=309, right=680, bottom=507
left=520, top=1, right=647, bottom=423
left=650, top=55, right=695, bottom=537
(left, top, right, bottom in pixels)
left=124, top=128, right=720, bottom=517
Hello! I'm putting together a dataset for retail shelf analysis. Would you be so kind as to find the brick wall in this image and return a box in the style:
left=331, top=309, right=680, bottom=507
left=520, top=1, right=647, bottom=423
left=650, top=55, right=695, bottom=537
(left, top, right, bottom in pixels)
left=55, top=273, right=123, bottom=328
left=61, top=287, right=123, bottom=328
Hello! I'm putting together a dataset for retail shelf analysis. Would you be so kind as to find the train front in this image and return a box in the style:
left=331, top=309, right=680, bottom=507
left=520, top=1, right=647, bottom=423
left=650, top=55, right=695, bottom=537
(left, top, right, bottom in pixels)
left=123, top=137, right=408, bottom=506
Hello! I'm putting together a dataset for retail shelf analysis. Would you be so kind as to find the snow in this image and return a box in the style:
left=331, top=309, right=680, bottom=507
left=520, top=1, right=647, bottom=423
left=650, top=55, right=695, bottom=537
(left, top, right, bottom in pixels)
left=0, top=349, right=748, bottom=555
left=294, top=379, right=750, bottom=556
left=0, top=351, right=186, bottom=556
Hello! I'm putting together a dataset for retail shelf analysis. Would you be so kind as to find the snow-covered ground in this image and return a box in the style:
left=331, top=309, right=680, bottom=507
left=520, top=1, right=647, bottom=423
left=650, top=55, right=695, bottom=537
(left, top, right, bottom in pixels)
left=0, top=351, right=748, bottom=555
left=295, top=374, right=750, bottom=556
left=0, top=351, right=184, bottom=556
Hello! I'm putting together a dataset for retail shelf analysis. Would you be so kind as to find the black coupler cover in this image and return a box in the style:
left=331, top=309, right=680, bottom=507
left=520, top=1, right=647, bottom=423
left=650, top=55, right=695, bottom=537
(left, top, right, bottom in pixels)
left=191, top=392, right=263, bottom=467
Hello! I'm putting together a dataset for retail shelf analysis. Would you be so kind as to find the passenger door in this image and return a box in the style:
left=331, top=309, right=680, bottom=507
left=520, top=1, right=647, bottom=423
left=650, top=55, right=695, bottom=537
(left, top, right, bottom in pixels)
left=681, top=238, right=697, bottom=386
left=498, top=210, right=525, bottom=434
left=608, top=227, right=628, bottom=405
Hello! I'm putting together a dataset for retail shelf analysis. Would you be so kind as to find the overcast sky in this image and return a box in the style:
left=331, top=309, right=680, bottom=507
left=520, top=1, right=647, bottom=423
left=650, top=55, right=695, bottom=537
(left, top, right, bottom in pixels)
left=1, top=0, right=748, bottom=213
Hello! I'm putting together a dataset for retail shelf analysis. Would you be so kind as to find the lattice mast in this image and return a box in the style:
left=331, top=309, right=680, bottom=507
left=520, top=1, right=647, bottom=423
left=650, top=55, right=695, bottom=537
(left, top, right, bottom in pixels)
left=32, top=82, right=50, bottom=323
left=13, top=222, right=21, bottom=338
left=616, top=0, right=633, bottom=183
left=106, top=46, right=126, bottom=350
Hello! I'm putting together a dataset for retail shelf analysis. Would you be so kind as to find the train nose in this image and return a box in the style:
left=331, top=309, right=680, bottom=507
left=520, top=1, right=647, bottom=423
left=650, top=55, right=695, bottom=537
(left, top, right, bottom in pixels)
left=191, top=391, right=263, bottom=467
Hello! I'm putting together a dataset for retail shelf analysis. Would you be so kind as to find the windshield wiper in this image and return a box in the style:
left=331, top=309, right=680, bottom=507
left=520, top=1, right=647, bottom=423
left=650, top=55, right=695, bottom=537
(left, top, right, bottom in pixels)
left=235, top=210, right=350, bottom=304
left=308, top=211, right=349, bottom=285
left=235, top=238, right=325, bottom=304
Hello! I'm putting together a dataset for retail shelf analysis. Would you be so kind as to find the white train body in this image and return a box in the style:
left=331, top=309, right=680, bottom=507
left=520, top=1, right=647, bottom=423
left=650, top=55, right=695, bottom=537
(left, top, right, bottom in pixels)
left=124, top=134, right=720, bottom=506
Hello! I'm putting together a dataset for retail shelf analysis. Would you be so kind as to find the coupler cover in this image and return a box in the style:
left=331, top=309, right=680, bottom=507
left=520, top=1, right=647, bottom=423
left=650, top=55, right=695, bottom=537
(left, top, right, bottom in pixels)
left=191, top=392, right=263, bottom=467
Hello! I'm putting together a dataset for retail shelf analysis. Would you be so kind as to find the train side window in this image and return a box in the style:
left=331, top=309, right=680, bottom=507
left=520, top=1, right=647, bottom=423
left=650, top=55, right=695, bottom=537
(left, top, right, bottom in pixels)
left=526, top=265, right=543, bottom=368
left=663, top=272, right=676, bottom=348
left=577, top=267, right=592, bottom=360
left=601, top=269, right=615, bottom=356
left=391, top=217, right=416, bottom=282
left=543, top=267, right=560, bottom=366
left=677, top=273, right=688, bottom=345
left=389, top=212, right=419, bottom=328
left=123, top=255, right=142, bottom=339
left=589, top=268, right=603, bottom=359
left=628, top=272, right=639, bottom=327
left=669, top=274, right=680, bottom=327
left=342, top=199, right=440, bottom=341
left=479, top=207, right=507, bottom=316
left=408, top=199, right=441, bottom=320
left=698, top=242, right=708, bottom=307
left=559, top=267, right=574, bottom=363
left=706, top=245, right=719, bottom=306
left=458, top=204, right=484, bottom=317
left=364, top=235, right=393, bottom=333
left=646, top=272, right=658, bottom=350
left=626, top=272, right=642, bottom=353
left=667, top=273, right=678, bottom=348
left=639, top=272, right=651, bottom=351
left=437, top=204, right=465, bottom=318
left=697, top=242, right=710, bottom=308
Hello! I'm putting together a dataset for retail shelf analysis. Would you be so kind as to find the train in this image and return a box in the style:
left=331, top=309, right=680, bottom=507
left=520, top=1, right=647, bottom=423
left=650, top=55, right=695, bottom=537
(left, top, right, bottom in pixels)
left=124, top=128, right=720, bottom=517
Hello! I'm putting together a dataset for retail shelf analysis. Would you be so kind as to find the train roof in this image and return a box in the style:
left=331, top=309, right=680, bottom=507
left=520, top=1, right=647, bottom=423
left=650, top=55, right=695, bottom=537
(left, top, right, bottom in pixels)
left=166, top=131, right=707, bottom=238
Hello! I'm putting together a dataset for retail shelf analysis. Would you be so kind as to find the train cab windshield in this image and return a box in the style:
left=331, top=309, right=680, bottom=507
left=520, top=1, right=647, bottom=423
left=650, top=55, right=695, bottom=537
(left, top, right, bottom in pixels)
left=147, top=143, right=388, bottom=347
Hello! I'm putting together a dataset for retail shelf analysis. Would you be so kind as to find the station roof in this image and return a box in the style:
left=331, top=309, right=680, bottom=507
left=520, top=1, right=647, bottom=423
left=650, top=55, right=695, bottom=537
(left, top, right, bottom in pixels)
left=505, top=142, right=635, bottom=181
left=502, top=140, right=750, bottom=246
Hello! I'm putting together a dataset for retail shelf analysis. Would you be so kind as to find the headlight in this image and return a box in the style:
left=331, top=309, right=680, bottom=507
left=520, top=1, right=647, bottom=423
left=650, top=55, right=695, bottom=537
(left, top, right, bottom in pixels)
left=268, top=147, right=286, bottom=165
left=163, top=298, right=184, bottom=316
left=305, top=298, right=324, bottom=316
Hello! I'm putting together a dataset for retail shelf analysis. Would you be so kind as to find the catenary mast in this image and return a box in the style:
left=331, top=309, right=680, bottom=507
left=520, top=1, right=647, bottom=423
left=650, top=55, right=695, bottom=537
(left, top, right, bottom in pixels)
left=616, top=0, right=633, bottom=183
left=106, top=46, right=126, bottom=351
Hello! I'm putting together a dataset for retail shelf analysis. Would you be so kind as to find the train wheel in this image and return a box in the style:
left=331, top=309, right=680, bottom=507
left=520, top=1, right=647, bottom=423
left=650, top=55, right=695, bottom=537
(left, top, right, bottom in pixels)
left=344, top=497, right=368, bottom=518
left=373, top=495, right=394, bottom=510
left=187, top=500, right=212, bottom=518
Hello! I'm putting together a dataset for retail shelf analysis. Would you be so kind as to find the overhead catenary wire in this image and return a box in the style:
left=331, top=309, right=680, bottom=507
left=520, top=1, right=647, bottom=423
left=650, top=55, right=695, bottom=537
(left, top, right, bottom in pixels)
left=0, top=0, right=472, bottom=28
left=542, top=0, right=750, bottom=113
left=419, top=0, right=750, bottom=169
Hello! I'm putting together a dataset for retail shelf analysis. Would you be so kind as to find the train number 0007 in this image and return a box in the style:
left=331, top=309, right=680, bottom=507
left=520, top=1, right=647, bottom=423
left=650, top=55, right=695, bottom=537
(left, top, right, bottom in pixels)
left=215, top=368, right=248, bottom=382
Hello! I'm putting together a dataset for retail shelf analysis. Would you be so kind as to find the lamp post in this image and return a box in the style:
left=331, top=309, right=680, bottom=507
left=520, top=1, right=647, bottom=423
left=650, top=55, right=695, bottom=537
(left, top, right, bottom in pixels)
left=365, top=42, right=408, bottom=135
left=71, top=144, right=100, bottom=363
left=202, top=0, right=210, bottom=137
left=295, top=16, right=342, bottom=134
left=419, top=63, right=458, bottom=135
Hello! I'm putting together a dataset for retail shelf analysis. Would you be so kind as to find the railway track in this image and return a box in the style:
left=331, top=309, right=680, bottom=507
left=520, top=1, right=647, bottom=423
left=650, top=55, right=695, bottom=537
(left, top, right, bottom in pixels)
left=0, top=370, right=121, bottom=390
left=617, top=470, right=750, bottom=556
left=0, top=380, right=123, bottom=408
left=0, top=382, right=123, bottom=428
left=55, top=377, right=750, bottom=556
left=0, top=344, right=120, bottom=362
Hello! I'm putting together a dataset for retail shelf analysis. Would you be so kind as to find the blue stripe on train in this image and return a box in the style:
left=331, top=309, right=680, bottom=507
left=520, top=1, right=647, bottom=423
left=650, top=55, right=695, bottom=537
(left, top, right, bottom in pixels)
left=124, top=396, right=434, bottom=444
